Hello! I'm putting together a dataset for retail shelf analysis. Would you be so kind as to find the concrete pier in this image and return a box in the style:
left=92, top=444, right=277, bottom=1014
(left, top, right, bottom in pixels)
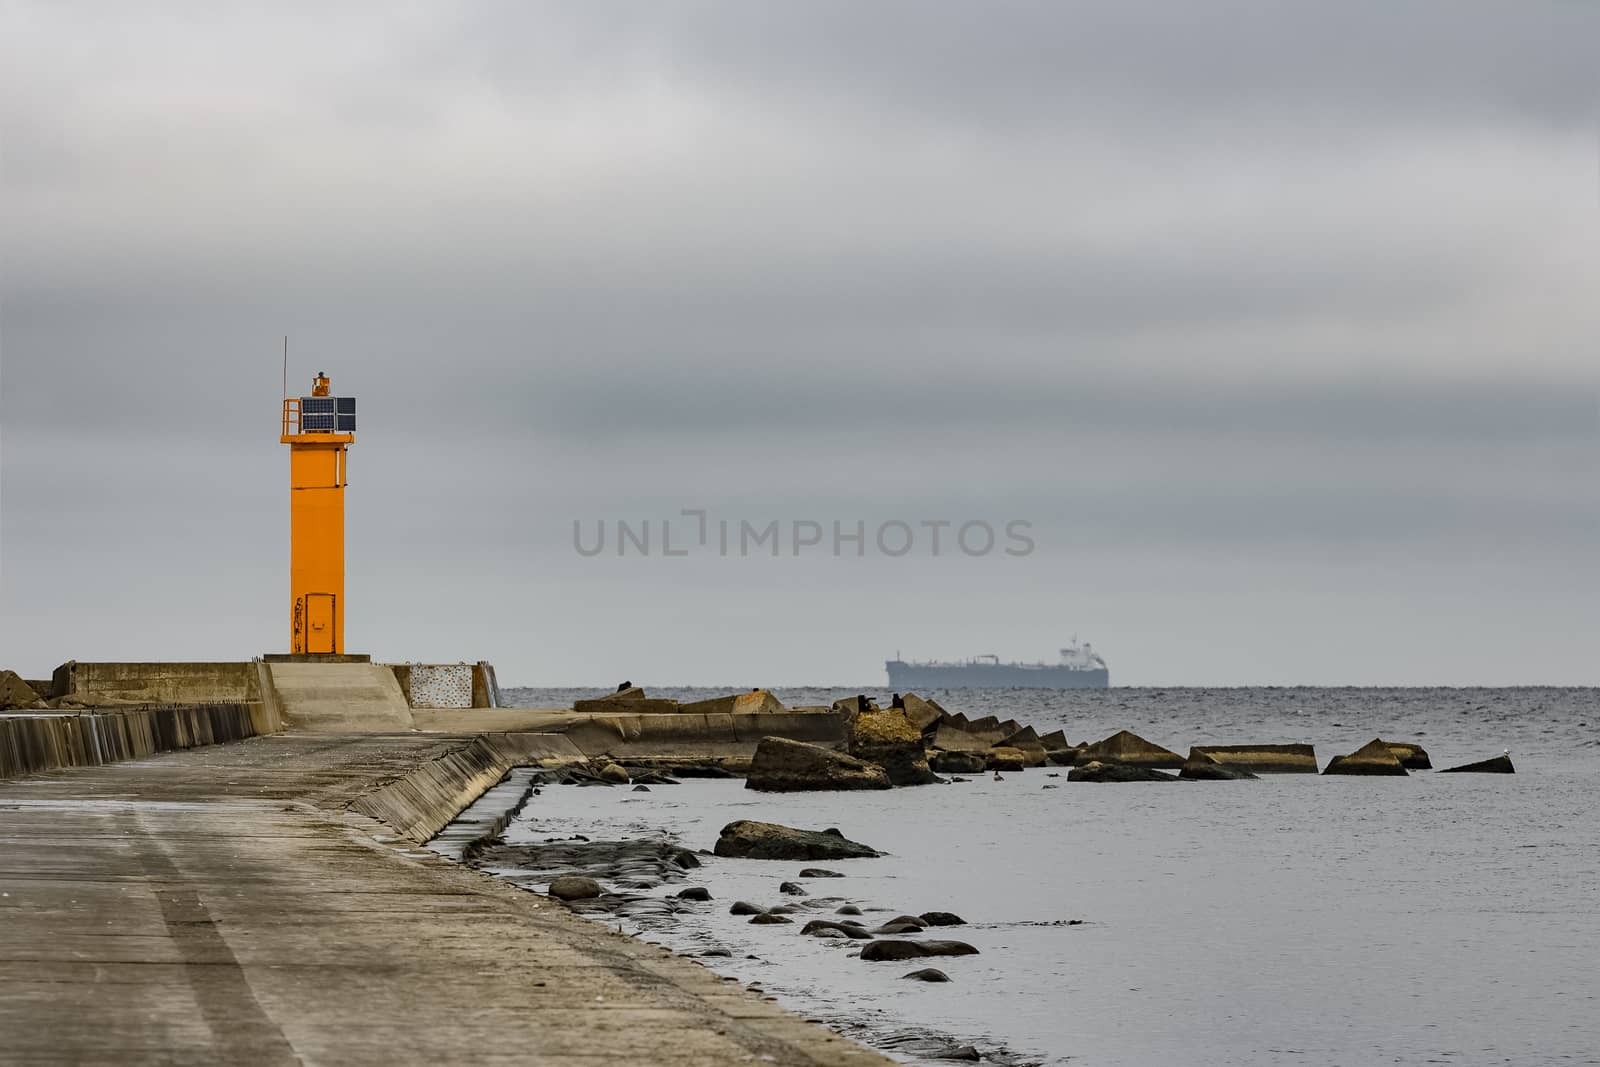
left=0, top=731, right=888, bottom=1066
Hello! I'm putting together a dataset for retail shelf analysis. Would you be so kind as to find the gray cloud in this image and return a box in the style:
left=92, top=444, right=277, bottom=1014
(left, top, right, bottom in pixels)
left=1, top=2, right=1596, bottom=685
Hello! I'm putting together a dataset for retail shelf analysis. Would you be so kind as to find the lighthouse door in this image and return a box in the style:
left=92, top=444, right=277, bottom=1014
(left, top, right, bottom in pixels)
left=305, top=594, right=337, bottom=654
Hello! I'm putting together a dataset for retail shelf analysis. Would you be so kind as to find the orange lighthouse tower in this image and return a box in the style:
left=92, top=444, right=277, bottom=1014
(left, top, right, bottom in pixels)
left=280, top=372, right=355, bottom=654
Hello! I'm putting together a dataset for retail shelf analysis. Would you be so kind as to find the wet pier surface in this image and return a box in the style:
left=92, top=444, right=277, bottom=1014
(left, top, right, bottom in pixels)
left=0, top=733, right=888, bottom=1066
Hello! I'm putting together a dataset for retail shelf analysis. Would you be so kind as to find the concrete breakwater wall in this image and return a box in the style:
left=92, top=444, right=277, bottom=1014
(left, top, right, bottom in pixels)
left=351, top=712, right=852, bottom=846
left=350, top=732, right=588, bottom=844
left=0, top=701, right=276, bottom=780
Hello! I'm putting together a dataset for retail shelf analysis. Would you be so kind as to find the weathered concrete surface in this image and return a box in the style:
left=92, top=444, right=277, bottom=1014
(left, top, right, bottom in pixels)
left=50, top=661, right=264, bottom=705
left=268, top=662, right=415, bottom=733
left=0, top=734, right=891, bottom=1066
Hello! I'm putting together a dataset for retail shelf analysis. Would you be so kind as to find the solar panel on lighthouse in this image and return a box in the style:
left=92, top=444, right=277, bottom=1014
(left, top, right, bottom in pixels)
left=300, top=395, right=354, bottom=432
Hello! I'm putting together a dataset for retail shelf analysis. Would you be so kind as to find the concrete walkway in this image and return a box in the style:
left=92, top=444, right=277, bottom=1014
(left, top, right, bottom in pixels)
left=0, top=733, right=890, bottom=1066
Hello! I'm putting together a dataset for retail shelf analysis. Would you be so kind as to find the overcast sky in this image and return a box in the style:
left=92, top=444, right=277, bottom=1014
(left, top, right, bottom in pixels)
left=2, top=2, right=1596, bottom=686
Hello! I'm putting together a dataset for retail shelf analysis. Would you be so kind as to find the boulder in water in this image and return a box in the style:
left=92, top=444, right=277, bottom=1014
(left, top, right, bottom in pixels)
left=1069, top=760, right=1176, bottom=783
left=1079, top=730, right=1185, bottom=769
left=1324, top=739, right=1409, bottom=776
left=902, top=968, right=952, bottom=982
left=859, top=939, right=979, bottom=962
left=798, top=868, right=845, bottom=878
left=1378, top=738, right=1432, bottom=770
left=714, top=819, right=881, bottom=861
left=547, top=875, right=602, bottom=901
left=849, top=708, right=943, bottom=786
left=1192, top=744, right=1317, bottom=774
left=1439, top=754, right=1515, bottom=774
left=779, top=881, right=808, bottom=896
left=801, top=919, right=873, bottom=939
left=986, top=748, right=1029, bottom=772
left=676, top=886, right=711, bottom=901
left=729, top=900, right=765, bottom=915
left=919, top=911, right=966, bottom=927
left=745, top=737, right=891, bottom=792
left=597, top=762, right=631, bottom=784
left=929, top=750, right=986, bottom=775
left=1179, top=747, right=1259, bottom=780
left=749, top=912, right=793, bottom=925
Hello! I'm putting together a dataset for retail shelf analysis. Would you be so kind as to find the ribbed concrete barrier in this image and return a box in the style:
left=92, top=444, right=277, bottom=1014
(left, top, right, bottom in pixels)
left=349, top=731, right=587, bottom=844
left=0, top=701, right=275, bottom=780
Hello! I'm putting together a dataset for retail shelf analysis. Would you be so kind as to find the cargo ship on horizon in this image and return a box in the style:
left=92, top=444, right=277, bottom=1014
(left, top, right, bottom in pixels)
left=886, top=640, right=1109, bottom=690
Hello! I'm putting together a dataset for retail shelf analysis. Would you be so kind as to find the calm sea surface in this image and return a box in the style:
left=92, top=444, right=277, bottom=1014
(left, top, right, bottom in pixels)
left=488, top=687, right=1599, bottom=1066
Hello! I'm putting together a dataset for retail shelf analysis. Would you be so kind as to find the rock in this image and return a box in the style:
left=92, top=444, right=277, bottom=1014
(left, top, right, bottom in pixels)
left=745, top=737, right=892, bottom=792
left=898, top=693, right=944, bottom=734
left=1078, top=730, right=1185, bottom=769
left=849, top=708, right=944, bottom=786
left=0, top=670, right=48, bottom=710
left=1439, top=754, right=1516, bottom=774
left=547, top=875, right=602, bottom=901
left=832, top=695, right=880, bottom=714
left=714, top=820, right=881, bottom=861
left=1324, top=739, right=1409, bottom=776
left=700, top=948, right=733, bottom=957
left=749, top=912, right=793, bottom=925
left=886, top=915, right=927, bottom=928
left=678, top=689, right=787, bottom=716
left=994, top=739, right=1049, bottom=767
left=672, top=850, right=701, bottom=868
left=919, top=911, right=966, bottom=926
left=1037, top=729, right=1071, bottom=749
left=939, top=712, right=972, bottom=730
left=1068, top=760, right=1176, bottom=782
left=859, top=940, right=979, bottom=962
left=597, top=763, right=631, bottom=784
left=1192, top=744, right=1318, bottom=774
left=944, top=1046, right=981, bottom=1061
left=632, top=784, right=651, bottom=792
left=929, top=750, right=986, bottom=774
left=798, top=868, right=844, bottom=878
left=963, top=715, right=1007, bottom=744
left=801, top=919, right=874, bottom=939
left=779, top=881, right=808, bottom=896
left=930, top=724, right=990, bottom=754
left=729, top=901, right=765, bottom=915
left=986, top=748, right=1028, bottom=772
left=573, top=687, right=681, bottom=715
left=873, top=922, right=925, bottom=935
left=902, top=968, right=951, bottom=982
left=810, top=927, right=849, bottom=939
left=1378, top=738, right=1432, bottom=770
left=836, top=904, right=863, bottom=915
left=1000, top=725, right=1040, bottom=746
left=1047, top=748, right=1084, bottom=766
left=676, top=886, right=712, bottom=901
left=1179, top=747, right=1259, bottom=780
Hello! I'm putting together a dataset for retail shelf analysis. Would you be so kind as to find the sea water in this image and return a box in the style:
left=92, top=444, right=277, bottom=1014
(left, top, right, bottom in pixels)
left=488, top=687, right=1600, bottom=1066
